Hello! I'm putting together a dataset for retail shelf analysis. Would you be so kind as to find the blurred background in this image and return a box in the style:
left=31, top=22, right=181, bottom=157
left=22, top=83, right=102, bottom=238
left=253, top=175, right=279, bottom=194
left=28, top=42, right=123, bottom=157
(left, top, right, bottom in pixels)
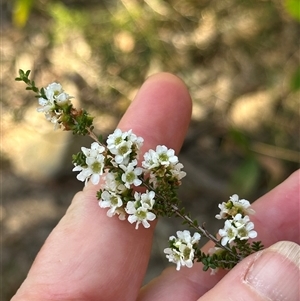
left=1, top=0, right=299, bottom=299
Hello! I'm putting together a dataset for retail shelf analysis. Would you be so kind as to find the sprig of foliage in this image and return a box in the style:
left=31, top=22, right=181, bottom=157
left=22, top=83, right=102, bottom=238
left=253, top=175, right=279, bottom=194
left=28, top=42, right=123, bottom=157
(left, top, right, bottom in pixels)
left=16, top=70, right=264, bottom=273
left=16, top=69, right=94, bottom=136
left=15, top=69, right=46, bottom=99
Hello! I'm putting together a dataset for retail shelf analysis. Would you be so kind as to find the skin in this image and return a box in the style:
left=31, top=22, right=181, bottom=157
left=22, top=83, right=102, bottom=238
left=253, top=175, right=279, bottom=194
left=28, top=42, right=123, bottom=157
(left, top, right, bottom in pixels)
left=12, top=73, right=300, bottom=301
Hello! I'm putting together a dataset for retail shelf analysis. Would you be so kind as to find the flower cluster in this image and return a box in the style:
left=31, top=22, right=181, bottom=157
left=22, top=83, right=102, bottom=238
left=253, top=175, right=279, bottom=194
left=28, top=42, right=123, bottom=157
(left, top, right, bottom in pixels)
left=17, top=70, right=264, bottom=275
left=125, top=191, right=156, bottom=229
left=16, top=70, right=94, bottom=134
left=216, top=194, right=257, bottom=246
left=164, top=230, right=201, bottom=270
left=72, top=128, right=186, bottom=229
left=164, top=194, right=259, bottom=272
left=218, top=214, right=257, bottom=246
left=143, top=145, right=186, bottom=188
left=107, top=129, right=144, bottom=165
left=215, top=194, right=255, bottom=220
left=37, top=82, right=73, bottom=128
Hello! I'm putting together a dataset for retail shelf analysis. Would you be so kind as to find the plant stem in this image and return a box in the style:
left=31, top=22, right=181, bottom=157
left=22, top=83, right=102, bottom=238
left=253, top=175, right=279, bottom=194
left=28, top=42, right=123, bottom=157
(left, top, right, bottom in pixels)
left=141, top=178, right=242, bottom=261
left=169, top=203, right=243, bottom=260
left=88, top=128, right=101, bottom=144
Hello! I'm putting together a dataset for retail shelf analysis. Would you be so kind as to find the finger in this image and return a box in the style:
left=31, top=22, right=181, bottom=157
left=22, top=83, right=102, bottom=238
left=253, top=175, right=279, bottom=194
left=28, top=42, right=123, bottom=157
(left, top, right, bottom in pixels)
left=12, top=73, right=192, bottom=301
left=198, top=241, right=300, bottom=301
left=138, top=169, right=300, bottom=300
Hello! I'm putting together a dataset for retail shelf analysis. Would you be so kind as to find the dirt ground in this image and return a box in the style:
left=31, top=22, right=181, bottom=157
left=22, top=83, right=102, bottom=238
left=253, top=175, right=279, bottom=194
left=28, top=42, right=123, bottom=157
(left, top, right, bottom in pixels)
left=1, top=1, right=299, bottom=300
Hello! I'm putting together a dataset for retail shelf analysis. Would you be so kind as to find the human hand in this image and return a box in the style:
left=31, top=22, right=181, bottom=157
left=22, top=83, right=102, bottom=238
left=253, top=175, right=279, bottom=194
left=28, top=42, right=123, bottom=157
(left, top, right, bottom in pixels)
left=12, top=73, right=300, bottom=301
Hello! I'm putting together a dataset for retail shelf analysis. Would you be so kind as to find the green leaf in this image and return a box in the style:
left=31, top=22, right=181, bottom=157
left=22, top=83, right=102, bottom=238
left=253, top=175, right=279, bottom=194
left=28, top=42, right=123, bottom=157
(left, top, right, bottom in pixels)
left=96, top=189, right=103, bottom=200
left=15, top=69, right=31, bottom=83
left=72, top=151, right=87, bottom=167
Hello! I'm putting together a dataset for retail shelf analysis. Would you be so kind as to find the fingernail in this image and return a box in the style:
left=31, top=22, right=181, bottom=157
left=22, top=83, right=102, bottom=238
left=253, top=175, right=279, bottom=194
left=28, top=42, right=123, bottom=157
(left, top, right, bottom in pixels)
left=245, top=241, right=300, bottom=300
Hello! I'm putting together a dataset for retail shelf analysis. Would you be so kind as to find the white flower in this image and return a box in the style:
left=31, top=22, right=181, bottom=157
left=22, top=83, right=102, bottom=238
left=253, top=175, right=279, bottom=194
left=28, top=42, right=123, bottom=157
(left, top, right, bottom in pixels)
left=106, top=129, right=143, bottom=165
left=215, top=202, right=228, bottom=220
left=37, top=82, right=72, bottom=113
left=156, top=145, right=178, bottom=166
left=44, top=110, right=62, bottom=129
left=164, top=230, right=201, bottom=271
left=218, top=220, right=238, bottom=246
left=36, top=82, right=73, bottom=129
left=98, top=172, right=128, bottom=220
left=215, top=194, right=255, bottom=220
left=177, top=230, right=201, bottom=245
left=142, top=146, right=185, bottom=189
left=73, top=154, right=105, bottom=185
left=45, top=82, right=64, bottom=100
left=107, top=128, right=128, bottom=149
left=125, top=198, right=156, bottom=229
left=140, top=190, right=155, bottom=209
left=127, top=130, right=144, bottom=150
left=142, top=145, right=185, bottom=188
left=142, top=145, right=178, bottom=170
left=120, top=160, right=143, bottom=188
left=37, top=98, right=62, bottom=127
left=113, top=140, right=133, bottom=165
left=45, top=82, right=72, bottom=105
left=100, top=190, right=122, bottom=209
left=142, top=149, right=159, bottom=169
left=99, top=190, right=125, bottom=219
left=81, top=142, right=105, bottom=157
left=230, top=194, right=255, bottom=215
left=73, top=142, right=106, bottom=185
left=170, top=162, right=186, bottom=182
left=233, top=214, right=257, bottom=240
left=218, top=213, right=257, bottom=246
left=73, top=165, right=90, bottom=183
left=55, top=90, right=71, bottom=106
left=102, top=172, right=126, bottom=194
left=164, top=248, right=184, bottom=271
left=37, top=97, right=54, bottom=114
